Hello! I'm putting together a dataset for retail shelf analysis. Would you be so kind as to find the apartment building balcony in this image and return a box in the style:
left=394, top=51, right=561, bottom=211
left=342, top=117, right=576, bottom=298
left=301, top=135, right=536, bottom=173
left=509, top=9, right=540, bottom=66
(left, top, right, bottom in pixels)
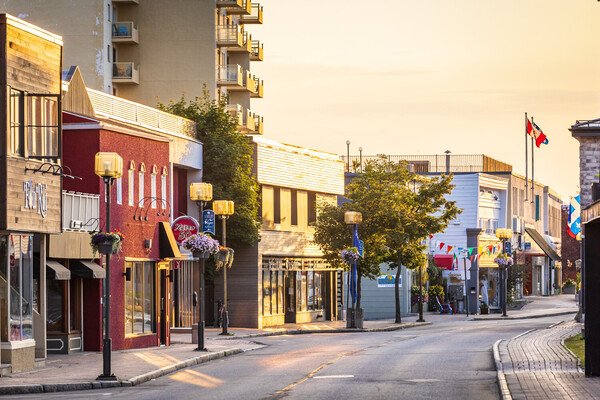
left=226, top=104, right=254, bottom=132
left=112, top=62, right=139, bottom=84
left=112, top=21, right=139, bottom=44
left=217, top=25, right=252, bottom=52
left=253, top=114, right=264, bottom=134
left=216, top=0, right=252, bottom=15
left=217, top=65, right=257, bottom=92
left=239, top=3, right=263, bottom=24
left=113, top=0, right=139, bottom=4
left=250, top=76, right=264, bottom=98
left=250, top=40, right=264, bottom=61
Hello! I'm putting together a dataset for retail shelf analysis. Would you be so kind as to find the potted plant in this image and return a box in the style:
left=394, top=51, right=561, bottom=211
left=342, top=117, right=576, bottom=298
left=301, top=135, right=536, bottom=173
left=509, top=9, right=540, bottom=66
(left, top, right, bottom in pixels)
left=562, top=279, right=577, bottom=295
left=494, top=253, right=514, bottom=267
left=90, top=230, right=124, bottom=255
left=341, top=246, right=360, bottom=265
left=181, top=233, right=220, bottom=259
left=480, top=301, right=489, bottom=315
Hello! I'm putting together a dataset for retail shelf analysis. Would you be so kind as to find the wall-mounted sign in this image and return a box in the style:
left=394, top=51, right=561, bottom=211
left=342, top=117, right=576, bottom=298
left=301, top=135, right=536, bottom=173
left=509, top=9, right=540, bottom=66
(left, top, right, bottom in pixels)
left=171, top=216, right=199, bottom=244
left=524, top=242, right=531, bottom=251
left=377, top=274, right=401, bottom=288
left=202, top=210, right=215, bottom=235
left=23, top=180, right=48, bottom=218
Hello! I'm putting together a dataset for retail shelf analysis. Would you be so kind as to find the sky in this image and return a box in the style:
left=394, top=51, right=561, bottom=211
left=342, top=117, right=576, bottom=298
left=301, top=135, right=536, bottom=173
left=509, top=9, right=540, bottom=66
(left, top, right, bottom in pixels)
left=249, top=0, right=600, bottom=199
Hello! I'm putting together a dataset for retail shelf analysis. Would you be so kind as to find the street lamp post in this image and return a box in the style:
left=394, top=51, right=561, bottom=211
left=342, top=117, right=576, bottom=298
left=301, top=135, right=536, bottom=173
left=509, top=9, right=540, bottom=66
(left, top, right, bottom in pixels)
left=345, top=140, right=351, bottom=172
left=407, top=165, right=425, bottom=323
left=344, top=211, right=362, bottom=328
left=495, top=228, right=513, bottom=318
left=189, top=182, right=213, bottom=351
left=213, top=200, right=234, bottom=335
left=94, top=152, right=123, bottom=381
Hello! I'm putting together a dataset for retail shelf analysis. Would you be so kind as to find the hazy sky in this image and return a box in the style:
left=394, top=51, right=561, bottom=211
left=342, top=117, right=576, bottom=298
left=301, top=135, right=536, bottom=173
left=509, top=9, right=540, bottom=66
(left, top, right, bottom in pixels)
left=250, top=0, right=600, bottom=199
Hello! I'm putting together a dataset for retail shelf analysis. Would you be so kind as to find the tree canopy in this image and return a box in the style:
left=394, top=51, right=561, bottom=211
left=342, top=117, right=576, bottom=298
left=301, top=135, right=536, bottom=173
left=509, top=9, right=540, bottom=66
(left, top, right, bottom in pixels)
left=159, top=92, right=260, bottom=246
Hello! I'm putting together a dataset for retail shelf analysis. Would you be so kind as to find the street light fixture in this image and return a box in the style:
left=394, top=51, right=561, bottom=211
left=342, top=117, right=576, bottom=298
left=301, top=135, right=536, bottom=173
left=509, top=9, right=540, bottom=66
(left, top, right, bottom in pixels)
left=213, top=200, right=234, bottom=335
left=346, top=140, right=351, bottom=172
left=495, top=228, right=513, bottom=317
left=94, top=152, right=123, bottom=381
left=407, top=168, right=425, bottom=323
left=189, top=182, right=213, bottom=351
left=344, top=211, right=362, bottom=328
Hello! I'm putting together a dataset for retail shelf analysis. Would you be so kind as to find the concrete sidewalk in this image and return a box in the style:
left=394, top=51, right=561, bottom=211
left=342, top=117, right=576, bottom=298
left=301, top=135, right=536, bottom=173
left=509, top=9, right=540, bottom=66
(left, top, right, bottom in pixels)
left=495, top=319, right=600, bottom=400
left=473, top=295, right=579, bottom=321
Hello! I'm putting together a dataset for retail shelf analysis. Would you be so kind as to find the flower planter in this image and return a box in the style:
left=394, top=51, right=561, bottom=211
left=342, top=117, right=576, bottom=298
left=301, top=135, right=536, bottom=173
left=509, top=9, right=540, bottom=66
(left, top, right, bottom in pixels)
left=97, top=242, right=115, bottom=255
left=193, top=251, right=211, bottom=260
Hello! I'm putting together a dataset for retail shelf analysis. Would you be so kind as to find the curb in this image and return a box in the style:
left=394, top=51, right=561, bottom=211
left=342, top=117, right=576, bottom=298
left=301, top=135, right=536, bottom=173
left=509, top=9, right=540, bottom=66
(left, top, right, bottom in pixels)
left=0, top=348, right=244, bottom=396
left=493, top=339, right=513, bottom=400
left=560, top=336, right=584, bottom=373
left=211, top=321, right=432, bottom=340
left=472, top=310, right=577, bottom=321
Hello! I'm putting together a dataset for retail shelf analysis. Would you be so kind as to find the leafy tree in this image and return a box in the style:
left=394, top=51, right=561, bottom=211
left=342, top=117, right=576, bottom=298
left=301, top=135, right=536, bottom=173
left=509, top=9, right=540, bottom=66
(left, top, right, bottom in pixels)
left=313, top=156, right=460, bottom=321
left=159, top=92, right=260, bottom=246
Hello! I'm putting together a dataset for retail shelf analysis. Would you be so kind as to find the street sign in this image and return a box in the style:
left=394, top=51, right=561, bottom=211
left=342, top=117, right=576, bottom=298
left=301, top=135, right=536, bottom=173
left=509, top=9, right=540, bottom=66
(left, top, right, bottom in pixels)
left=202, top=210, right=216, bottom=235
left=504, top=241, right=512, bottom=254
left=358, top=240, right=364, bottom=257
left=524, top=242, right=531, bottom=251
left=171, top=216, right=199, bottom=244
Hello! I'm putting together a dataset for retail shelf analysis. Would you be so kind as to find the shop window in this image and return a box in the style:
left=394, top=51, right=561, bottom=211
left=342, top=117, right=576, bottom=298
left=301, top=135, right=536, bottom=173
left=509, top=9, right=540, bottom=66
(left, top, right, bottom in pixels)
left=262, top=269, right=271, bottom=315
left=8, top=89, right=60, bottom=160
left=273, top=187, right=281, bottom=224
left=124, top=261, right=155, bottom=335
left=291, top=190, right=298, bottom=226
left=46, top=279, right=65, bottom=332
left=277, top=272, right=284, bottom=315
left=296, top=271, right=307, bottom=312
left=271, top=271, right=278, bottom=314
left=3, top=235, right=34, bottom=341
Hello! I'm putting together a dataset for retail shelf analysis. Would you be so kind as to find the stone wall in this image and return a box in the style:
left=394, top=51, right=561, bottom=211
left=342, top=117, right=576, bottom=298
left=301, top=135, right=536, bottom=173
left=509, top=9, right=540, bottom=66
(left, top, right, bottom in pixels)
left=577, top=136, right=600, bottom=207
left=561, top=206, right=580, bottom=282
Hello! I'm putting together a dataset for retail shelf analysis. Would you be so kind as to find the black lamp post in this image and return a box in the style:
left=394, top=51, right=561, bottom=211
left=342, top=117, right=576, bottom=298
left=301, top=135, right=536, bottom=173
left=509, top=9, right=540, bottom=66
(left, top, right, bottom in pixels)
left=346, top=140, right=351, bottom=172
left=213, top=200, right=234, bottom=335
left=344, top=211, right=362, bottom=328
left=94, top=152, right=123, bottom=381
left=495, top=228, right=513, bottom=318
left=189, top=182, right=213, bottom=351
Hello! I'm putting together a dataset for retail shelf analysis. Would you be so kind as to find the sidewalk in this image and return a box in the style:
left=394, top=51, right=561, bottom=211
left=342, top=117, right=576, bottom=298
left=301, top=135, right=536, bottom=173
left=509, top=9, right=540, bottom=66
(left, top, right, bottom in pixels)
left=473, top=295, right=579, bottom=321
left=495, top=319, right=600, bottom=400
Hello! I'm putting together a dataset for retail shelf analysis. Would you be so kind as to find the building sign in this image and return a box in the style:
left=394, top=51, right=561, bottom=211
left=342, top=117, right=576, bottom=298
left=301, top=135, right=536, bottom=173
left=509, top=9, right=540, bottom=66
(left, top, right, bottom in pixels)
left=524, top=242, right=531, bottom=251
left=171, top=216, right=199, bottom=244
left=202, top=209, right=215, bottom=235
left=23, top=180, right=48, bottom=218
left=377, top=274, right=400, bottom=288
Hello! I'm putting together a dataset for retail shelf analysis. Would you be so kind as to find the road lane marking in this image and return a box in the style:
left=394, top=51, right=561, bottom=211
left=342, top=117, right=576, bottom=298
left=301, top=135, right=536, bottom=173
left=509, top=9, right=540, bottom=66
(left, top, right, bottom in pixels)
left=313, top=375, right=354, bottom=379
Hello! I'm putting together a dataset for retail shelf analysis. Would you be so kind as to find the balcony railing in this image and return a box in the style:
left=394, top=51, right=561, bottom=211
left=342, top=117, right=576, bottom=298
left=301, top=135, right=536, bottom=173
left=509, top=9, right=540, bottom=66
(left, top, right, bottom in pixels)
left=112, top=62, right=139, bottom=84
left=62, top=192, right=100, bottom=232
left=340, top=154, right=514, bottom=174
left=217, top=64, right=244, bottom=88
left=216, top=0, right=251, bottom=15
left=250, top=76, right=263, bottom=98
left=253, top=114, right=264, bottom=134
left=226, top=104, right=256, bottom=132
left=217, top=25, right=243, bottom=48
left=250, top=40, right=264, bottom=61
left=240, top=3, right=263, bottom=24
left=112, top=21, right=139, bottom=44
left=246, top=71, right=257, bottom=93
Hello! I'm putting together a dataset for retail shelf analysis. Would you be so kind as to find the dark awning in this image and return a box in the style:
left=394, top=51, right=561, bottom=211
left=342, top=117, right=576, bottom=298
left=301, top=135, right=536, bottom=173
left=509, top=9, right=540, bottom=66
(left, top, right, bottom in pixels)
left=524, top=227, right=561, bottom=262
left=46, top=260, right=71, bottom=280
left=159, top=221, right=182, bottom=259
left=71, top=260, right=106, bottom=279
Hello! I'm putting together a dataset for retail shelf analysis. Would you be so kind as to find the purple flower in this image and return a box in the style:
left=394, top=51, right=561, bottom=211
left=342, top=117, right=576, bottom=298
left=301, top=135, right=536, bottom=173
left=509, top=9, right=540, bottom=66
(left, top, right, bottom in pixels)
left=341, top=247, right=360, bottom=265
left=182, top=233, right=220, bottom=254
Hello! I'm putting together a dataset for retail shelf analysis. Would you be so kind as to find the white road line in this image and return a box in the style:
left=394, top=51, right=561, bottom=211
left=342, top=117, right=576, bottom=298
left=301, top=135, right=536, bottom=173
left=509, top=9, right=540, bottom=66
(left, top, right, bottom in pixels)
left=313, top=375, right=355, bottom=379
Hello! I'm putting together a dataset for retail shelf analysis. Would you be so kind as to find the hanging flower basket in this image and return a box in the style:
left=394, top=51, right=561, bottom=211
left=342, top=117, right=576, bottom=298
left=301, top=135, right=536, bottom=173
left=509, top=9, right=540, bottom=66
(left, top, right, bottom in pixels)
left=182, top=233, right=219, bottom=259
left=341, top=246, right=360, bottom=265
left=91, top=230, right=124, bottom=256
left=494, top=254, right=513, bottom=267
left=216, top=246, right=235, bottom=270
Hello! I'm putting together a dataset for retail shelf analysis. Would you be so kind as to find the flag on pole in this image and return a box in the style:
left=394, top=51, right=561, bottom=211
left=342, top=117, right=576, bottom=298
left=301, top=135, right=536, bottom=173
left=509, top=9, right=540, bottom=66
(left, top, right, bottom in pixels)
left=568, top=194, right=581, bottom=239
left=526, top=118, right=549, bottom=147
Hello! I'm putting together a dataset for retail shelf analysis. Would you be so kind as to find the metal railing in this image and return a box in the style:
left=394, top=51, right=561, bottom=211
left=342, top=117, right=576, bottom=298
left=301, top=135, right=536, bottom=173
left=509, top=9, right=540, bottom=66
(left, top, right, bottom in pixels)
left=217, top=64, right=244, bottom=86
left=62, top=191, right=100, bottom=232
left=216, top=24, right=243, bottom=47
left=87, top=88, right=197, bottom=137
left=112, top=62, right=138, bottom=81
left=240, top=3, right=263, bottom=23
left=251, top=40, right=264, bottom=60
left=112, top=22, right=137, bottom=40
left=340, top=154, right=513, bottom=174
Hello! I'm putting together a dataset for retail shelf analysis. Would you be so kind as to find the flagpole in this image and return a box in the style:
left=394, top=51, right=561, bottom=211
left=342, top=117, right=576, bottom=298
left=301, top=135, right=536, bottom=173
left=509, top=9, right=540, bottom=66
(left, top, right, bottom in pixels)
left=525, top=112, right=529, bottom=202
left=531, top=117, right=535, bottom=203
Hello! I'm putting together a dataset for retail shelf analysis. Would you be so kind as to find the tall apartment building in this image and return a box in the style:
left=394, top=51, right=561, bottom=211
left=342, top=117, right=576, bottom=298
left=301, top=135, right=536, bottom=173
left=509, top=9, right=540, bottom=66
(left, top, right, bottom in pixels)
left=1, top=0, right=264, bottom=134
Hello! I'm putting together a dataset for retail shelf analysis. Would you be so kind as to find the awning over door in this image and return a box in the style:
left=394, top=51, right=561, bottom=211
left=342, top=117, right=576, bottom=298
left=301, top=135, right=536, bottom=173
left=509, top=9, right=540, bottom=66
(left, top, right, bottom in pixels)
left=71, top=260, right=106, bottom=279
left=524, top=227, right=561, bottom=262
left=159, top=221, right=182, bottom=259
left=46, top=260, right=71, bottom=280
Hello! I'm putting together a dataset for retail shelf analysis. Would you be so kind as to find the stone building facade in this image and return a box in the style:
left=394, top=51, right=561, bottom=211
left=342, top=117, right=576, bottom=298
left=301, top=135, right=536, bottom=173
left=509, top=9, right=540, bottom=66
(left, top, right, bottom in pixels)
left=570, top=122, right=600, bottom=207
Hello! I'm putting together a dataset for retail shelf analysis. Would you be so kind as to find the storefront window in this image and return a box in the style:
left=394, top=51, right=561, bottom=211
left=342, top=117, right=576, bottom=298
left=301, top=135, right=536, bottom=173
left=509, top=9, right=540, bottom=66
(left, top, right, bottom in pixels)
left=8, top=235, right=33, bottom=341
left=277, top=272, right=284, bottom=315
left=124, top=261, right=155, bottom=335
left=271, top=271, right=278, bottom=314
left=46, top=279, right=64, bottom=332
left=307, top=272, right=315, bottom=310
left=314, top=272, right=323, bottom=310
left=479, top=268, right=499, bottom=308
left=297, top=272, right=307, bottom=312
left=0, top=237, right=8, bottom=342
left=262, top=269, right=271, bottom=315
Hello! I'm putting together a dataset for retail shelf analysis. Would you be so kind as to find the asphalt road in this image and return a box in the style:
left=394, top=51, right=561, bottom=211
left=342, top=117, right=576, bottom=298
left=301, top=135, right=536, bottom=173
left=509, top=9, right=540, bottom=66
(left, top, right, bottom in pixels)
left=14, top=316, right=567, bottom=400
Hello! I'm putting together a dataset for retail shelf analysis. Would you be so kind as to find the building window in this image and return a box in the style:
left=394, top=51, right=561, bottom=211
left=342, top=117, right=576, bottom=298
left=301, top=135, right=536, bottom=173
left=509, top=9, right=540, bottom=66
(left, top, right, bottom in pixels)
left=161, top=168, right=168, bottom=209
left=8, top=89, right=59, bottom=160
left=124, top=261, right=155, bottom=335
left=151, top=166, right=157, bottom=209
left=273, top=187, right=281, bottom=224
left=535, top=195, right=540, bottom=221
left=291, top=190, right=298, bottom=226
left=128, top=162, right=135, bottom=207
left=262, top=269, right=271, bottom=315
left=107, top=45, right=111, bottom=62
left=138, top=163, right=146, bottom=206
left=116, top=177, right=122, bottom=205
left=307, top=192, right=317, bottom=224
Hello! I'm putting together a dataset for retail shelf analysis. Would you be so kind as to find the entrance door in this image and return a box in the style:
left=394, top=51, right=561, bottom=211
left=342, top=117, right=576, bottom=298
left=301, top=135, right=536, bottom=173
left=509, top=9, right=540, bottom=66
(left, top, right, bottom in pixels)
left=284, top=272, right=296, bottom=323
left=159, top=270, right=168, bottom=345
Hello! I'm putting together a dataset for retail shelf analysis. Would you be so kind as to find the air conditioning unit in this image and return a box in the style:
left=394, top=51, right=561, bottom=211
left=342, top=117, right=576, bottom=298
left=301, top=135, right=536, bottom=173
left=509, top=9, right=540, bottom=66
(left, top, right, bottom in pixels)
left=70, top=220, right=83, bottom=230
left=512, top=217, right=523, bottom=234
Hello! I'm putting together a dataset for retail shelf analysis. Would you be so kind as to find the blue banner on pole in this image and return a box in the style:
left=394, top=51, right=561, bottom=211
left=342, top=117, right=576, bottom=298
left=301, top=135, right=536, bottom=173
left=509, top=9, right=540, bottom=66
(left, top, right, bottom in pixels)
left=202, top=210, right=215, bottom=235
left=357, top=240, right=364, bottom=257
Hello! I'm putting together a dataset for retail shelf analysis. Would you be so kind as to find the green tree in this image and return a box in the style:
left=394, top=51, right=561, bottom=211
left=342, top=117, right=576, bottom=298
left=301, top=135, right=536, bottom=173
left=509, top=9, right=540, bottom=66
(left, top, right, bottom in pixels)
left=159, top=92, right=260, bottom=246
left=313, top=156, right=460, bottom=320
